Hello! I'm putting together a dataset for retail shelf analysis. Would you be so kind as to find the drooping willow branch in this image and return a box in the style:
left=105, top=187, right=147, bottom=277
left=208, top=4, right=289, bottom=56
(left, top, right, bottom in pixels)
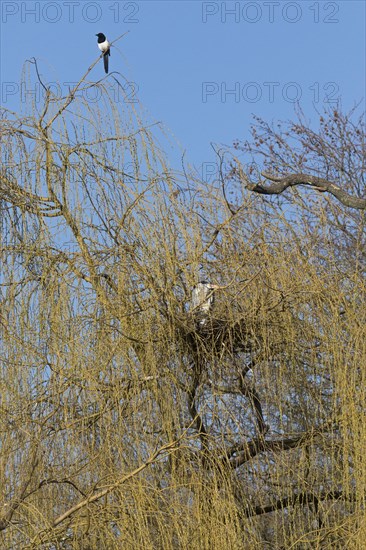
left=0, top=171, right=61, bottom=217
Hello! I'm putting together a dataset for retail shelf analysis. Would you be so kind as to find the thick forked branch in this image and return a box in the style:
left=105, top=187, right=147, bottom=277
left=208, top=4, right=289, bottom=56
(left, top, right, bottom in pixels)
left=226, top=434, right=305, bottom=470
left=225, top=420, right=334, bottom=470
left=243, top=489, right=353, bottom=518
left=243, top=172, right=366, bottom=210
left=239, top=379, right=267, bottom=436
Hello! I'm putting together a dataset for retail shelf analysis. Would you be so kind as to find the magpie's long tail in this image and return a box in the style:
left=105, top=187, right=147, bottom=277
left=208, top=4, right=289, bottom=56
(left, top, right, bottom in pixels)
left=103, top=50, right=110, bottom=74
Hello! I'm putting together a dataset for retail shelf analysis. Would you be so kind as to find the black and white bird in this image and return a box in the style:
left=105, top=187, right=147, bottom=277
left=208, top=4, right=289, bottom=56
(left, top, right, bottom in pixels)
left=191, top=281, right=220, bottom=325
left=96, top=33, right=110, bottom=73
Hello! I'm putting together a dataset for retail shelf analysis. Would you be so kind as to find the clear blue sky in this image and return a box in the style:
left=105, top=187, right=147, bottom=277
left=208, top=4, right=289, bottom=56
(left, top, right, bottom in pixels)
left=1, top=1, right=365, bottom=176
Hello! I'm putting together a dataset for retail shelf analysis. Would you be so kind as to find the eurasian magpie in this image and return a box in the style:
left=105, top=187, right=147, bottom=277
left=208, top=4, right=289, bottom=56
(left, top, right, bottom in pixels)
left=96, top=33, right=110, bottom=74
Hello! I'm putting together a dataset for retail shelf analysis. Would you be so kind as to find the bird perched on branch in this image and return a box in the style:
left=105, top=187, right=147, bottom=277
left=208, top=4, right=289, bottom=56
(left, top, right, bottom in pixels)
left=96, top=33, right=110, bottom=73
left=191, top=281, right=220, bottom=326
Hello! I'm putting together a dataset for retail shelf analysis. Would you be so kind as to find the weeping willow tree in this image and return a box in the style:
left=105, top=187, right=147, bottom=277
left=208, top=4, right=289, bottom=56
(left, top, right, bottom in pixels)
left=1, top=53, right=365, bottom=549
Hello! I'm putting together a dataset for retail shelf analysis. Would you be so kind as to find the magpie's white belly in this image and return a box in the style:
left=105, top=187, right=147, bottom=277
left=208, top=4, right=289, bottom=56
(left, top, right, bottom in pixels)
left=98, top=40, right=110, bottom=53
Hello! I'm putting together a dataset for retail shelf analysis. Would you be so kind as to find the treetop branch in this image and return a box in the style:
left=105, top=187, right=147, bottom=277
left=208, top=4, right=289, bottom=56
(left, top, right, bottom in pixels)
left=242, top=171, right=366, bottom=210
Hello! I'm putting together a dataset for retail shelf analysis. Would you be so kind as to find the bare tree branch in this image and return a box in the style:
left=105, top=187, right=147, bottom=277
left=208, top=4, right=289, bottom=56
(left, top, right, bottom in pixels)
left=226, top=434, right=305, bottom=469
left=243, top=489, right=354, bottom=518
left=242, top=172, right=366, bottom=210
